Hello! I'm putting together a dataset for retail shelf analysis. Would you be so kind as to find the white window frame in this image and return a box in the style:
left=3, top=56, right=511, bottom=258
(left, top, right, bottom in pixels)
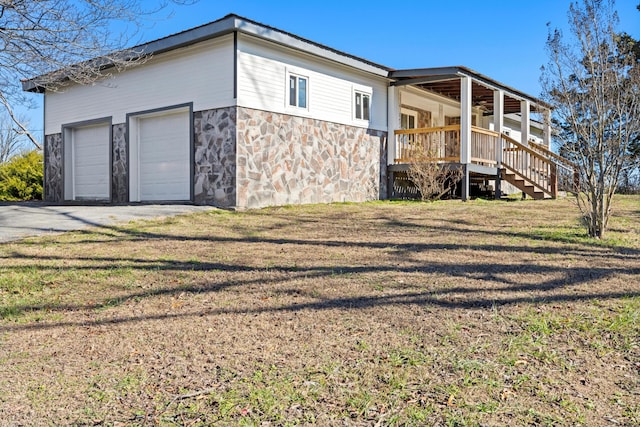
left=286, top=71, right=309, bottom=111
left=353, top=88, right=372, bottom=122
left=400, top=108, right=419, bottom=144
left=400, top=108, right=418, bottom=130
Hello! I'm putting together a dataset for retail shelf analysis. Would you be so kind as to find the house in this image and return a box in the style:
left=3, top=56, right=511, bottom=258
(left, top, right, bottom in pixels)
left=23, top=14, right=573, bottom=208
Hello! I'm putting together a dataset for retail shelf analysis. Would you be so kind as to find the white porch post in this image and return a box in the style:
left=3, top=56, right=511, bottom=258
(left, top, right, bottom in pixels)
left=493, top=90, right=504, bottom=199
left=520, top=100, right=530, bottom=145
left=543, top=109, right=552, bottom=148
left=387, top=86, right=400, bottom=166
left=519, top=99, right=532, bottom=198
left=387, top=86, right=400, bottom=200
left=460, top=76, right=472, bottom=201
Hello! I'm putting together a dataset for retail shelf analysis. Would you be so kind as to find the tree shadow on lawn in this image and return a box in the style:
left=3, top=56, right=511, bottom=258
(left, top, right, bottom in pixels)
left=2, top=205, right=638, bottom=330
left=13, top=216, right=638, bottom=262
left=2, top=249, right=638, bottom=332
left=376, top=216, right=639, bottom=257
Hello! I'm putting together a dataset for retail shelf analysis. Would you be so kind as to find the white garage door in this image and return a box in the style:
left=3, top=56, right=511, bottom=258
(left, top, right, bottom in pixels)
left=135, top=109, right=190, bottom=201
left=69, top=124, right=110, bottom=201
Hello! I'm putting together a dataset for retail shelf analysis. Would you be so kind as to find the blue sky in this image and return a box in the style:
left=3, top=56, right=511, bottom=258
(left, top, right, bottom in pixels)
left=139, top=0, right=639, bottom=96
left=23, top=0, right=640, bottom=139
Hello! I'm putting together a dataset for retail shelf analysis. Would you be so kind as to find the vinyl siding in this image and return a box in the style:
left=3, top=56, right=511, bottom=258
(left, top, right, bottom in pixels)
left=236, top=34, right=389, bottom=130
left=45, top=35, right=234, bottom=133
left=503, top=117, right=545, bottom=145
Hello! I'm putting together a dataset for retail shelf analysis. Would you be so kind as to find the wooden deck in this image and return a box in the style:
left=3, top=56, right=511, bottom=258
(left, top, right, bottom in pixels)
left=393, top=126, right=578, bottom=199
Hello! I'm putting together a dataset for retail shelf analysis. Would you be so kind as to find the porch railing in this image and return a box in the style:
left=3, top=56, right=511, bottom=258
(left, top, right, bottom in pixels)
left=394, top=125, right=460, bottom=163
left=394, top=125, right=499, bottom=165
left=470, top=127, right=499, bottom=166
left=394, top=126, right=579, bottom=199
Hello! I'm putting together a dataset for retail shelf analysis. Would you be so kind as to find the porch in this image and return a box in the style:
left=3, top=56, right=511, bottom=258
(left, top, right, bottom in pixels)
left=389, top=125, right=578, bottom=200
left=386, top=66, right=577, bottom=200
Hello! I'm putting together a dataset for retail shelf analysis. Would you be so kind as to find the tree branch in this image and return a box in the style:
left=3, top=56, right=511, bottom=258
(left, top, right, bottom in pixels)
left=0, top=91, right=41, bottom=150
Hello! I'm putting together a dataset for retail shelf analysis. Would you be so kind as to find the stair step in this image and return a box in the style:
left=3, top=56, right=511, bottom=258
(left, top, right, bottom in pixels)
left=501, top=168, right=549, bottom=200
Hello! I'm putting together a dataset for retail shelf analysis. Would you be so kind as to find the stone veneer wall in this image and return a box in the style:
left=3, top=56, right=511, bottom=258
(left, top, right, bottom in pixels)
left=44, top=133, right=63, bottom=203
left=418, top=110, right=432, bottom=128
left=236, top=107, right=387, bottom=209
left=112, top=124, right=128, bottom=203
left=400, top=105, right=432, bottom=128
left=193, top=107, right=236, bottom=207
left=43, top=106, right=388, bottom=208
left=379, top=134, right=388, bottom=199
left=45, top=127, right=128, bottom=204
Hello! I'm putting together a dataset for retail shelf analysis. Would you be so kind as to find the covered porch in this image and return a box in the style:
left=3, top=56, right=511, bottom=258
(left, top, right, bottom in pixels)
left=386, top=67, right=576, bottom=200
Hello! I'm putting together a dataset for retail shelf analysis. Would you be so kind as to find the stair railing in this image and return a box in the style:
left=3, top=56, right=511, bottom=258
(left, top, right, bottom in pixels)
left=501, top=134, right=556, bottom=197
left=528, top=141, right=580, bottom=192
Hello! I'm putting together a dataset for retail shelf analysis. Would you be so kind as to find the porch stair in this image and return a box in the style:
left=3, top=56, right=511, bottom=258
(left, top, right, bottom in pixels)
left=501, top=168, right=548, bottom=200
left=500, top=136, right=568, bottom=200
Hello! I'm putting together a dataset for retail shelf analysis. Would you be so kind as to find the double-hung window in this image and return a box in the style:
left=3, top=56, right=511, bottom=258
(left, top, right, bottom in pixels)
left=401, top=109, right=418, bottom=143
left=288, top=74, right=308, bottom=109
left=401, top=111, right=417, bottom=130
left=354, top=91, right=371, bottom=121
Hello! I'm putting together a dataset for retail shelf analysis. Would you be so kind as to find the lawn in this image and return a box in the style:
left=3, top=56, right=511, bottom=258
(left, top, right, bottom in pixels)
left=0, top=196, right=638, bottom=426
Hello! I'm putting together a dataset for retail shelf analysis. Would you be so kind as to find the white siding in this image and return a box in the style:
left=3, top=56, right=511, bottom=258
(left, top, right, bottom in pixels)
left=236, top=34, right=389, bottom=130
left=400, top=87, right=461, bottom=122
left=45, top=35, right=235, bottom=133
left=503, top=116, right=544, bottom=145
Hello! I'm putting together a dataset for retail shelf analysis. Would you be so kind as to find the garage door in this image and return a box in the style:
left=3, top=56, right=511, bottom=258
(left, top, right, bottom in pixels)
left=135, top=109, right=190, bottom=201
left=66, top=123, right=110, bottom=201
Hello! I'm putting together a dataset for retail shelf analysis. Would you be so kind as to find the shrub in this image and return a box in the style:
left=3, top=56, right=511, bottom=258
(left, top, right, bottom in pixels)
left=0, top=150, right=43, bottom=201
left=406, top=149, right=463, bottom=201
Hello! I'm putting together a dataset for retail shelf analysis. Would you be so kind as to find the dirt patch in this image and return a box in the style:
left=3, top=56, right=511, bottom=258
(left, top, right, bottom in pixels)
left=0, top=197, right=638, bottom=426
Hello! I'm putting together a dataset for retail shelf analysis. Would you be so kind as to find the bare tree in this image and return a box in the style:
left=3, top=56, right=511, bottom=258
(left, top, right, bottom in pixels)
left=0, top=113, right=29, bottom=163
left=407, top=149, right=463, bottom=201
left=541, top=0, right=640, bottom=238
left=0, top=0, right=195, bottom=149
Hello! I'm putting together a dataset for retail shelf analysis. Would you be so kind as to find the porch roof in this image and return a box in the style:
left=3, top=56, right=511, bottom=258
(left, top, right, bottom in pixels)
left=389, top=66, right=550, bottom=115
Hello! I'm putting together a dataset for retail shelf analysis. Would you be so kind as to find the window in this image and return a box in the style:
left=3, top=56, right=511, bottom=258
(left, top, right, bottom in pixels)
left=401, top=111, right=417, bottom=130
left=401, top=109, right=418, bottom=144
left=354, top=91, right=371, bottom=121
left=288, top=74, right=308, bottom=109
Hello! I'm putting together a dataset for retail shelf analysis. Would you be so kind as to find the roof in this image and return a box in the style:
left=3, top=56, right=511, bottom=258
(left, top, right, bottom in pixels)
left=22, top=15, right=548, bottom=113
left=389, top=66, right=550, bottom=113
left=22, top=14, right=393, bottom=93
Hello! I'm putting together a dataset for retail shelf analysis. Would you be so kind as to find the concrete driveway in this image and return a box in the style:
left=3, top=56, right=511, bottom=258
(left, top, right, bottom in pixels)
left=0, top=203, right=214, bottom=243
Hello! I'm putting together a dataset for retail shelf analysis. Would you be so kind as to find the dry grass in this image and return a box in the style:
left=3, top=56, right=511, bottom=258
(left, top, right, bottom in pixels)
left=0, top=196, right=638, bottom=426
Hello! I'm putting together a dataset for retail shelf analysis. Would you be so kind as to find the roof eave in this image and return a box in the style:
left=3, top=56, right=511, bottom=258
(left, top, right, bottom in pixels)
left=22, top=14, right=392, bottom=93
left=232, top=18, right=392, bottom=77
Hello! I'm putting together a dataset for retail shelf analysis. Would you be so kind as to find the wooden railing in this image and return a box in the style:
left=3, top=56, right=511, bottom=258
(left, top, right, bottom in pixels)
left=395, top=125, right=499, bottom=165
left=394, top=126, right=578, bottom=198
left=528, top=141, right=580, bottom=192
left=501, top=134, right=557, bottom=196
left=470, top=126, right=499, bottom=166
left=394, top=125, right=460, bottom=163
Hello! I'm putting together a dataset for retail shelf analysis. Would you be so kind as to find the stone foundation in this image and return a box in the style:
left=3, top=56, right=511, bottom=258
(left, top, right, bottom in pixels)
left=378, top=132, right=388, bottom=200
left=193, top=107, right=236, bottom=207
left=236, top=107, right=387, bottom=209
left=43, top=107, right=389, bottom=208
left=44, top=133, right=63, bottom=203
